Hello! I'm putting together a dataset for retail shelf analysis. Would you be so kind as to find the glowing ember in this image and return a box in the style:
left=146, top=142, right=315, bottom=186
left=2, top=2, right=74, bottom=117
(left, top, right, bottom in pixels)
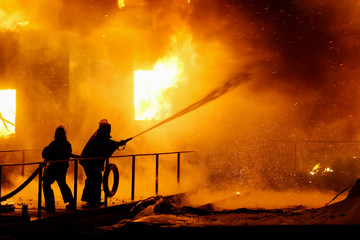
left=323, top=167, right=333, bottom=173
left=309, top=163, right=334, bottom=176
left=134, top=57, right=182, bottom=120
left=309, top=163, right=321, bottom=175
left=0, top=89, right=16, bottom=138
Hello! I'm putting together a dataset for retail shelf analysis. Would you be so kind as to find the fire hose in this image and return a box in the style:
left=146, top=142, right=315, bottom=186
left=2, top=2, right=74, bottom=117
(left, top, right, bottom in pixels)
left=0, top=165, right=43, bottom=202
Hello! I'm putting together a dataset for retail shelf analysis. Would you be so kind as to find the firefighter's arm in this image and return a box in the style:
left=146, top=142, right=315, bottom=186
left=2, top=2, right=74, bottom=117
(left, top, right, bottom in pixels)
left=118, top=138, right=132, bottom=146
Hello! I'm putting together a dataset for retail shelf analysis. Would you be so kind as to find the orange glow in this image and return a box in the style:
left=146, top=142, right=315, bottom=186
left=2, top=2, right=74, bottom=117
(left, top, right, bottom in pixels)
left=309, top=163, right=334, bottom=176
left=118, top=0, right=125, bottom=9
left=323, top=167, right=333, bottom=173
left=0, top=89, right=16, bottom=138
left=0, top=9, right=28, bottom=31
left=309, top=163, right=321, bottom=175
left=134, top=31, right=195, bottom=121
left=134, top=57, right=182, bottom=120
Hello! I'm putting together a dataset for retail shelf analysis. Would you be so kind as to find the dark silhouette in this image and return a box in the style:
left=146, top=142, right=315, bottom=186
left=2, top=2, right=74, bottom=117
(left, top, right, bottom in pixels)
left=42, top=125, right=75, bottom=212
left=80, top=119, right=128, bottom=208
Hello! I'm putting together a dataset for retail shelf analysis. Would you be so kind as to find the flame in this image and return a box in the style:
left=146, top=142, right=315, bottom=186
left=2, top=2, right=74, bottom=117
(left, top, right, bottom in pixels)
left=309, top=163, right=321, bottom=175
left=0, top=9, right=28, bottom=31
left=323, top=167, right=333, bottom=173
left=133, top=30, right=195, bottom=121
left=309, top=163, right=334, bottom=176
left=0, top=89, right=16, bottom=138
left=117, top=0, right=125, bottom=9
left=134, top=57, right=182, bottom=120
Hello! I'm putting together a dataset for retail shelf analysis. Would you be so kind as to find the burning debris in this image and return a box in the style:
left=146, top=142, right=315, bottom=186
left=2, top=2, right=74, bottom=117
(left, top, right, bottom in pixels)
left=309, top=163, right=321, bottom=176
left=309, top=163, right=333, bottom=176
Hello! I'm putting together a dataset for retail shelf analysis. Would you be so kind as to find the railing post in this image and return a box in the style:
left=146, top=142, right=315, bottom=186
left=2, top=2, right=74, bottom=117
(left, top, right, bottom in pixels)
left=294, top=142, right=297, bottom=172
left=74, top=159, right=78, bottom=210
left=0, top=165, right=2, bottom=201
left=21, top=150, right=25, bottom=177
left=38, top=163, right=43, bottom=219
left=155, top=154, right=159, bottom=195
left=104, top=157, right=109, bottom=207
left=131, top=155, right=135, bottom=201
left=177, top=152, right=181, bottom=184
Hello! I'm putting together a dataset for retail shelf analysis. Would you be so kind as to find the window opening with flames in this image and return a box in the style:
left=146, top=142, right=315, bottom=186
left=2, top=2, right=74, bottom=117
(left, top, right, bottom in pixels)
left=134, top=57, right=182, bottom=121
left=0, top=89, right=16, bottom=138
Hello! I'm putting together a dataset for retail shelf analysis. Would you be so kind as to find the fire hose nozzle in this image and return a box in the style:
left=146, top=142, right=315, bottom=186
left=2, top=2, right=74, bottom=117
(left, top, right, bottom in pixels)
left=118, top=138, right=133, bottom=147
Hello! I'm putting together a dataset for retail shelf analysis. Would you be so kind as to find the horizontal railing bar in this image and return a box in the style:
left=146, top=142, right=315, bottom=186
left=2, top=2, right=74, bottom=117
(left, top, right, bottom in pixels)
left=237, top=140, right=360, bottom=143
left=111, top=151, right=194, bottom=158
left=0, top=162, right=44, bottom=167
left=0, top=149, right=41, bottom=153
left=0, top=151, right=195, bottom=167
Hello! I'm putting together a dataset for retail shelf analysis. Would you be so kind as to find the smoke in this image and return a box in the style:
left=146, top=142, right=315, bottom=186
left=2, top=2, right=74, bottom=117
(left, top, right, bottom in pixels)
left=188, top=0, right=360, bottom=138
left=1, top=0, right=360, bottom=206
left=171, top=0, right=360, bottom=193
left=184, top=187, right=345, bottom=209
left=132, top=71, right=251, bottom=139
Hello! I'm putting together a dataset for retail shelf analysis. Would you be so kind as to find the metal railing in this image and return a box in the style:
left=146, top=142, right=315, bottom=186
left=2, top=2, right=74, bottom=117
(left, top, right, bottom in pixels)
left=0, top=150, right=194, bottom=219
left=0, top=149, right=40, bottom=176
left=234, top=140, right=360, bottom=172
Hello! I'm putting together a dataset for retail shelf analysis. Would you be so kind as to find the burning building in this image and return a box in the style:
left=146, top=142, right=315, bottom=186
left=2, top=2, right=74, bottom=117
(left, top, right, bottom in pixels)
left=0, top=30, right=69, bottom=146
left=0, top=0, right=360, bottom=201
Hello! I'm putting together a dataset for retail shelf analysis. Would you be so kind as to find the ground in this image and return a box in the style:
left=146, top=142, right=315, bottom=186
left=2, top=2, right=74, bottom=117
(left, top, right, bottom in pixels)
left=90, top=192, right=360, bottom=237
left=2, top=189, right=360, bottom=239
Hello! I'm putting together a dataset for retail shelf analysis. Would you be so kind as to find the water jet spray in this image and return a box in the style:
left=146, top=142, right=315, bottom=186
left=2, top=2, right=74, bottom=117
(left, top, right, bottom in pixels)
left=129, top=72, right=250, bottom=140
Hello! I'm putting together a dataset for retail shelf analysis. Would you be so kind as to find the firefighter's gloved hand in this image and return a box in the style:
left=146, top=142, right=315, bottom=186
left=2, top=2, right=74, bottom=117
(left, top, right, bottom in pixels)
left=118, top=138, right=132, bottom=146
left=118, top=140, right=127, bottom=146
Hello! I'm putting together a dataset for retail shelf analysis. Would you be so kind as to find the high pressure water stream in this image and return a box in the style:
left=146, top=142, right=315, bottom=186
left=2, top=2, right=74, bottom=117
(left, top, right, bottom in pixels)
left=130, top=72, right=250, bottom=140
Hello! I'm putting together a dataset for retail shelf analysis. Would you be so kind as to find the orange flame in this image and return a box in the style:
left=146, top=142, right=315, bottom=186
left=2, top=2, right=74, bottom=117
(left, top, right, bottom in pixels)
left=117, top=0, right=125, bottom=9
left=0, top=9, right=28, bottom=31
left=134, top=30, right=195, bottom=120
left=134, top=57, right=182, bottom=120
left=0, top=89, right=16, bottom=138
left=309, top=163, right=334, bottom=176
left=309, top=163, right=321, bottom=175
